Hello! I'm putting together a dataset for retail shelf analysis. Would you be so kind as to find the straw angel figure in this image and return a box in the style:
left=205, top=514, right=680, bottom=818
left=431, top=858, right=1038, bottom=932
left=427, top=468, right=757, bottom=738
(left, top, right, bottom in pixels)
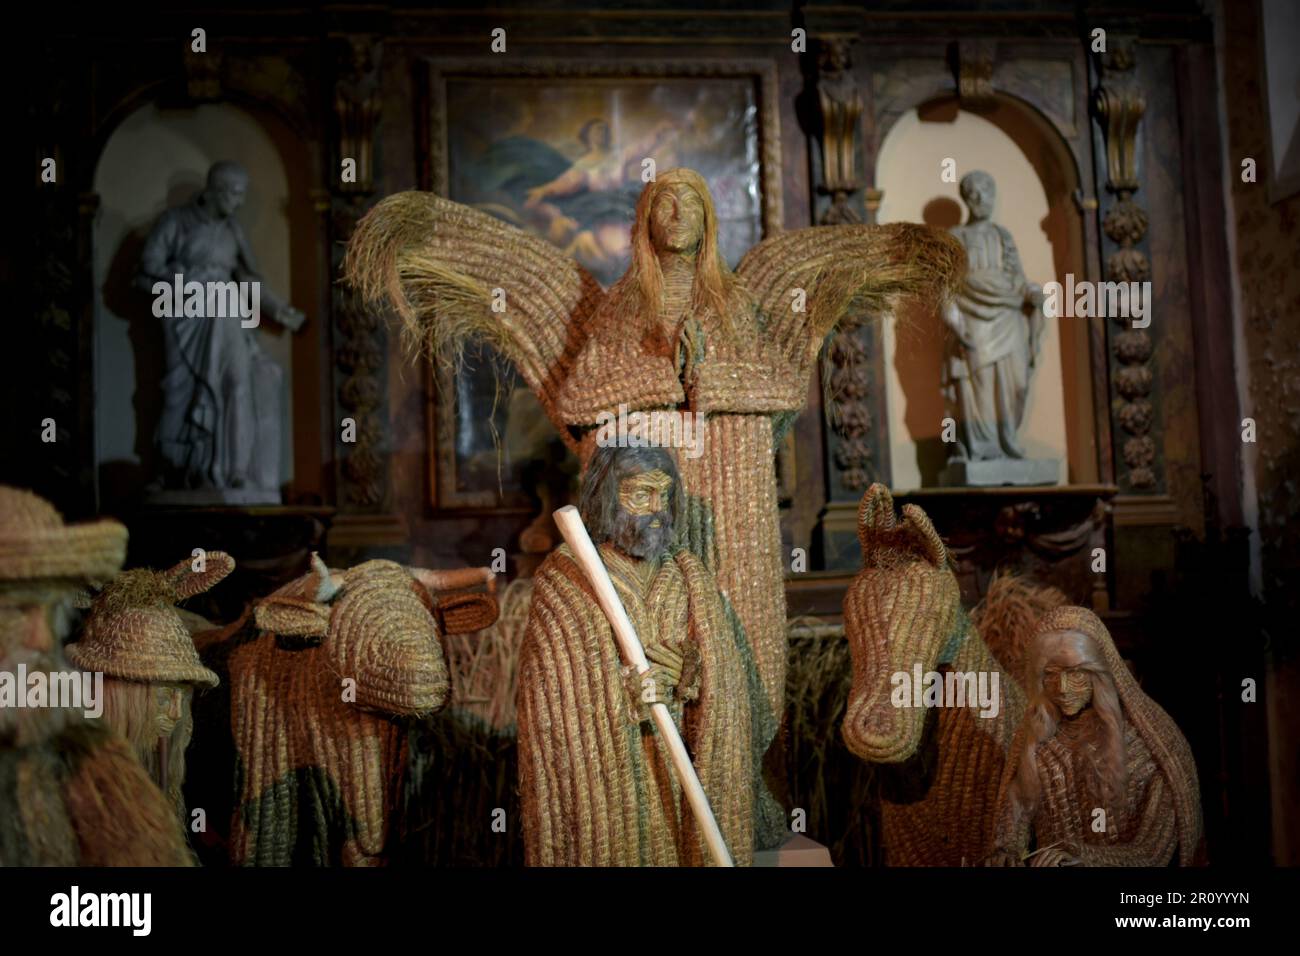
left=344, top=168, right=964, bottom=846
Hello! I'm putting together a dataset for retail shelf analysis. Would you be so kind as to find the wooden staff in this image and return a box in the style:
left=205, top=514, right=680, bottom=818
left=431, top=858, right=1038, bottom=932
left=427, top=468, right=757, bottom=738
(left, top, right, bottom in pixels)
left=552, top=505, right=734, bottom=867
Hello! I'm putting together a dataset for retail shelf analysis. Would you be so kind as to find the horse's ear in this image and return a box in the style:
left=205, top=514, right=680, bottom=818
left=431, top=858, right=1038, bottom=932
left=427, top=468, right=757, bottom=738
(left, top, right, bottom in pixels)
left=856, top=484, right=949, bottom=570
left=856, top=483, right=897, bottom=554
left=254, top=596, right=330, bottom=641
left=899, top=503, right=948, bottom=569
left=167, top=551, right=236, bottom=600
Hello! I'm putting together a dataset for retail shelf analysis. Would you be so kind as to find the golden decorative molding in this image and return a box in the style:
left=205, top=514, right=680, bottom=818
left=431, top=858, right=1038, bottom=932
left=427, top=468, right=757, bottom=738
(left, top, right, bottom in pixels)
left=335, top=36, right=382, bottom=196
left=1093, top=35, right=1158, bottom=492
left=816, top=37, right=864, bottom=225
left=1093, top=42, right=1146, bottom=197
left=955, top=39, right=996, bottom=109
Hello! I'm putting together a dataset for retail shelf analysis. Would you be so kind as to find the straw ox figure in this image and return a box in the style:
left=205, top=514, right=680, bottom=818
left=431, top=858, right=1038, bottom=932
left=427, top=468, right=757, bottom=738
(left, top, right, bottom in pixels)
left=0, top=486, right=193, bottom=866
left=218, top=556, right=497, bottom=866
left=518, top=445, right=753, bottom=865
left=987, top=607, right=1204, bottom=866
left=67, top=551, right=231, bottom=840
left=841, top=484, right=1067, bottom=866
left=345, top=167, right=965, bottom=845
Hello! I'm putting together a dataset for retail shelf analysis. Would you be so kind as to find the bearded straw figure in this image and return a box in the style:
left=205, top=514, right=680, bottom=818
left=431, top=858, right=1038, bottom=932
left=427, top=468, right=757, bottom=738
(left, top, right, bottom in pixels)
left=0, top=486, right=192, bottom=866
left=65, top=552, right=230, bottom=837
left=987, top=607, right=1203, bottom=867
left=220, top=555, right=496, bottom=866
left=517, top=445, right=752, bottom=865
left=345, top=167, right=965, bottom=845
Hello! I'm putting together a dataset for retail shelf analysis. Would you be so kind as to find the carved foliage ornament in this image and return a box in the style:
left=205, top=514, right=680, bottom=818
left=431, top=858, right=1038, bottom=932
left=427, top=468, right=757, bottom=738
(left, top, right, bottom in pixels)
left=331, top=39, right=387, bottom=510
left=1094, top=36, right=1157, bottom=490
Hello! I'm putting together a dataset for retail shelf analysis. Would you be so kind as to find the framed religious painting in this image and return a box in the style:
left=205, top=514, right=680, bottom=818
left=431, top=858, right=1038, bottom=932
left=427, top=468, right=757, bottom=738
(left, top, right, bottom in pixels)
left=1259, top=0, right=1300, bottom=203
left=419, top=57, right=783, bottom=509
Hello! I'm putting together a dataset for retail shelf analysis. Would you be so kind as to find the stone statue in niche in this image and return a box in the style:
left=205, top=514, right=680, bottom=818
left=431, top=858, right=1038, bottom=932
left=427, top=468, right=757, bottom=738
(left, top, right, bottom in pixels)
left=941, top=170, right=1057, bottom=486
left=135, top=161, right=306, bottom=504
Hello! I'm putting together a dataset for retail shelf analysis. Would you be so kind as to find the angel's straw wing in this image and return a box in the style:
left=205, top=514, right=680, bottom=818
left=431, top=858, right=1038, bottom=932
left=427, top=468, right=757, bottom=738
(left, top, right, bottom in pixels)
left=343, top=192, right=606, bottom=446
left=736, top=223, right=966, bottom=381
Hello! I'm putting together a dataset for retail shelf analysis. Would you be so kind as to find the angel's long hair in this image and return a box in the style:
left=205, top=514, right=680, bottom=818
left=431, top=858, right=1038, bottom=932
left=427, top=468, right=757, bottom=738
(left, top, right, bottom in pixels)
left=610, top=168, right=740, bottom=336
left=1010, top=627, right=1126, bottom=823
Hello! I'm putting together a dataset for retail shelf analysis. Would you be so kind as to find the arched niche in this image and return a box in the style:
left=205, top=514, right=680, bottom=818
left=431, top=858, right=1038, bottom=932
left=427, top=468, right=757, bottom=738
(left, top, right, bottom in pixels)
left=91, top=99, right=319, bottom=508
left=875, top=92, right=1096, bottom=489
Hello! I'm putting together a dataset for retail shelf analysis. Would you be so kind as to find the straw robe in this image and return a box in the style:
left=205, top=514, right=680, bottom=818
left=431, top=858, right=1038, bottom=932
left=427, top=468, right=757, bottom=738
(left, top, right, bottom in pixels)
left=221, top=560, right=459, bottom=867
left=988, top=607, right=1204, bottom=866
left=0, top=723, right=195, bottom=866
left=343, top=172, right=966, bottom=836
left=557, top=286, right=802, bottom=745
left=517, top=544, right=753, bottom=866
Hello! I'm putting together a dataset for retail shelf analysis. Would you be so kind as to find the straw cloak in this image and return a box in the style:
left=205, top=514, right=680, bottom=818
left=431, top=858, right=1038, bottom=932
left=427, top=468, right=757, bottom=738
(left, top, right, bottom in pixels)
left=558, top=283, right=801, bottom=738
left=343, top=179, right=967, bottom=743
left=518, top=543, right=754, bottom=866
left=989, top=607, right=1204, bottom=866
left=222, top=560, right=455, bottom=867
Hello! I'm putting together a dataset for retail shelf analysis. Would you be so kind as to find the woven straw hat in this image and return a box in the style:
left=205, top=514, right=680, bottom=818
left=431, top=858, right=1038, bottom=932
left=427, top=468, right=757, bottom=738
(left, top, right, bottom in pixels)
left=66, top=553, right=232, bottom=688
left=0, top=485, right=127, bottom=585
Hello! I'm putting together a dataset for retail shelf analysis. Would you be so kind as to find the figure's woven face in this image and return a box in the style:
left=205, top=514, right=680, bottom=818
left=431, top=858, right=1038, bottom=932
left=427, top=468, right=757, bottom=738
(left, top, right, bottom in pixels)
left=613, top=469, right=675, bottom=560
left=648, top=183, right=705, bottom=255
left=579, top=445, right=682, bottom=561
left=153, top=683, right=190, bottom=738
left=1044, top=664, right=1094, bottom=717
left=1035, top=628, right=1109, bottom=719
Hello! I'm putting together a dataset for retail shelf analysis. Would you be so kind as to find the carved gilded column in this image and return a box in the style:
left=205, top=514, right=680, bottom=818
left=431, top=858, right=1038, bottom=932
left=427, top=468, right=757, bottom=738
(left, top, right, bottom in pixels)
left=809, top=36, right=891, bottom=568
left=328, top=36, right=399, bottom=547
left=816, top=38, right=864, bottom=226
left=1093, top=37, right=1159, bottom=492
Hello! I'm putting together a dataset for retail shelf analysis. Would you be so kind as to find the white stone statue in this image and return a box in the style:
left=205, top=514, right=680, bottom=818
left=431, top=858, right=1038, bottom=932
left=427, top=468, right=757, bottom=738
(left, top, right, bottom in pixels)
left=135, top=161, right=305, bottom=503
left=941, top=170, right=1056, bottom=486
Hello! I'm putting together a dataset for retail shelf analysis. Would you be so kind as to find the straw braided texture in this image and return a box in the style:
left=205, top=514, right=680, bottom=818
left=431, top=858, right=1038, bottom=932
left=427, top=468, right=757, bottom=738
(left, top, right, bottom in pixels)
left=737, top=221, right=967, bottom=385
left=842, top=484, right=1031, bottom=865
left=60, top=727, right=195, bottom=866
left=342, top=192, right=603, bottom=453
left=229, top=560, right=451, bottom=866
left=344, top=174, right=966, bottom=751
left=970, top=570, right=1069, bottom=686
left=517, top=544, right=752, bottom=866
left=0, top=487, right=190, bottom=866
left=1, top=724, right=188, bottom=866
left=0, top=486, right=126, bottom=584
left=67, top=554, right=231, bottom=688
left=990, top=607, right=1204, bottom=866
left=442, top=577, right=533, bottom=732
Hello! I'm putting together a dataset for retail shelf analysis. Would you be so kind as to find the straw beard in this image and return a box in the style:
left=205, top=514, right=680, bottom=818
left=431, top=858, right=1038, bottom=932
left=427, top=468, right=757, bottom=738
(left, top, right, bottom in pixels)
left=99, top=678, right=193, bottom=822
left=611, top=508, right=674, bottom=561
left=0, top=595, right=82, bottom=746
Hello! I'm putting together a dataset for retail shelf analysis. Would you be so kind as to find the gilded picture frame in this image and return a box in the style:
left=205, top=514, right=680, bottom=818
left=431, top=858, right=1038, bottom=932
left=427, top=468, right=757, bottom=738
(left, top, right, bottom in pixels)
left=419, top=57, right=784, bottom=510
